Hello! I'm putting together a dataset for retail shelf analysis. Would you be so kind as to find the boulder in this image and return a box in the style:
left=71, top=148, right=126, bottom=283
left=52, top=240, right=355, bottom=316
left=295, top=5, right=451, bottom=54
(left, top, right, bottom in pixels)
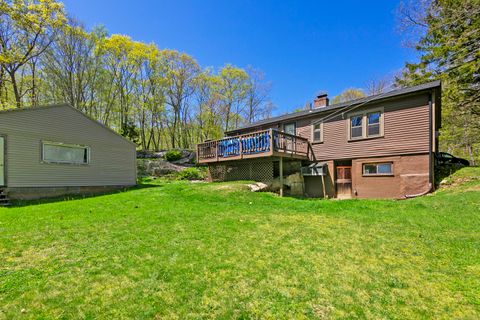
left=138, top=158, right=186, bottom=177
left=267, top=173, right=304, bottom=196
left=247, top=182, right=269, bottom=192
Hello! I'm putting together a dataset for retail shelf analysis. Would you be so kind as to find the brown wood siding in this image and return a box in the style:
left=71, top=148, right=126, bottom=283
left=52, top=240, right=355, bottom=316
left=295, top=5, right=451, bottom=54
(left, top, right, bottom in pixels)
left=228, top=93, right=420, bottom=161
left=231, top=93, right=432, bottom=161
left=296, top=93, right=431, bottom=160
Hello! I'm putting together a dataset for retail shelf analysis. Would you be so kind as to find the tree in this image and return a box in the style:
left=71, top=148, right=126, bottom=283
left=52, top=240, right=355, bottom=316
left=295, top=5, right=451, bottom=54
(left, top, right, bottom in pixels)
left=194, top=69, right=223, bottom=142
left=331, top=88, right=366, bottom=104
left=365, top=77, right=392, bottom=95
left=218, top=64, right=248, bottom=131
left=162, top=50, right=200, bottom=148
left=41, top=18, right=97, bottom=111
left=396, top=0, right=480, bottom=164
left=244, top=66, right=274, bottom=124
left=0, top=1, right=274, bottom=151
left=0, top=0, right=66, bottom=107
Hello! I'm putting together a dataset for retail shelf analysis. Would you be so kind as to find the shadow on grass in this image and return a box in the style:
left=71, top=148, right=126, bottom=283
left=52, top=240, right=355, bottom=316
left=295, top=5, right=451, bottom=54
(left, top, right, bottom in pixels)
left=8, top=183, right=161, bottom=208
left=434, top=164, right=466, bottom=188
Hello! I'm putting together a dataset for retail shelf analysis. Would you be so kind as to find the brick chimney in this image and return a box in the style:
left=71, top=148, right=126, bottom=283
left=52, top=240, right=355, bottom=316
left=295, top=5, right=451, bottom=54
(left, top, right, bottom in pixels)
left=313, top=92, right=329, bottom=108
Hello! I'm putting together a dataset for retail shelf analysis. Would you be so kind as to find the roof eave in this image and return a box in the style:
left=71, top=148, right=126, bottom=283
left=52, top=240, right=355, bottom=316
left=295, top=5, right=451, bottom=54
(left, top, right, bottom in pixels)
left=225, top=80, right=441, bottom=136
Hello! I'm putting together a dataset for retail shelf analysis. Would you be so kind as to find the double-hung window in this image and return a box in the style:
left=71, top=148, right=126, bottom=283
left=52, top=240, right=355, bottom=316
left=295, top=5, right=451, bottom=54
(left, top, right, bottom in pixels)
left=42, top=142, right=90, bottom=165
left=349, top=108, right=384, bottom=140
left=312, top=122, right=323, bottom=143
left=350, top=116, right=363, bottom=139
left=367, top=112, right=381, bottom=136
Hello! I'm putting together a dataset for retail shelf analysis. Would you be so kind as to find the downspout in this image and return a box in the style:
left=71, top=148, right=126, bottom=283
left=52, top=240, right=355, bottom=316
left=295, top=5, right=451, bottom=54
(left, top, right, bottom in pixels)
left=405, top=92, right=433, bottom=198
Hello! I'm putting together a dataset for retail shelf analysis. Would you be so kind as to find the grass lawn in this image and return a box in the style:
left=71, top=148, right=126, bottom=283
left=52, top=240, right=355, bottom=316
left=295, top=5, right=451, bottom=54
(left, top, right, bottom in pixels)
left=1, top=168, right=479, bottom=319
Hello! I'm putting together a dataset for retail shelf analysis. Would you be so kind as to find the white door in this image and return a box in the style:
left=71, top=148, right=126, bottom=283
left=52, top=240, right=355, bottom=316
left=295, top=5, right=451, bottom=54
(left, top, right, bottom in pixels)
left=0, top=136, right=4, bottom=186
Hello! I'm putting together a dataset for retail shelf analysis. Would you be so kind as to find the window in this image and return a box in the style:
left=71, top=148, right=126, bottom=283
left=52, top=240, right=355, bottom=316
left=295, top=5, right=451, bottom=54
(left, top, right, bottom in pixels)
left=363, top=163, right=393, bottom=176
left=367, top=112, right=380, bottom=136
left=42, top=142, right=90, bottom=165
left=312, top=122, right=323, bottom=142
left=350, top=116, right=363, bottom=138
left=283, top=122, right=296, bottom=135
left=348, top=108, right=384, bottom=140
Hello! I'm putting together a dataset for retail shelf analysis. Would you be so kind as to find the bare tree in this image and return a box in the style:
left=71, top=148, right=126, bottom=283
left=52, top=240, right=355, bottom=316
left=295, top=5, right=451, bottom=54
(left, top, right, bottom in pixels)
left=396, top=0, right=431, bottom=48
left=244, top=66, right=273, bottom=124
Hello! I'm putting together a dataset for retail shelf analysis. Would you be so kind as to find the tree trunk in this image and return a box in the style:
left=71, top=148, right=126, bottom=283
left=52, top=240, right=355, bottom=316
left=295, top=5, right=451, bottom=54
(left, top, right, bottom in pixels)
left=9, top=71, right=21, bottom=108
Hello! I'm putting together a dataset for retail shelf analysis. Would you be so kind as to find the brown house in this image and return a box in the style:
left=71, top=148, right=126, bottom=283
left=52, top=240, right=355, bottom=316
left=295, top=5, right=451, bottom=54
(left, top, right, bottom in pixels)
left=197, top=80, right=441, bottom=199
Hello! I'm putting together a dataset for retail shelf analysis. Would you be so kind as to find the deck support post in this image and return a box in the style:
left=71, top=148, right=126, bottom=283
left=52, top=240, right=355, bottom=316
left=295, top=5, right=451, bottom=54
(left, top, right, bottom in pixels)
left=279, top=157, right=284, bottom=197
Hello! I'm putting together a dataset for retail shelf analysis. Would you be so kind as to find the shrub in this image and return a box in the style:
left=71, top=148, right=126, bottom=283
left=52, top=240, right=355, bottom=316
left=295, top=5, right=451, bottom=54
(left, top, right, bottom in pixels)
left=176, top=167, right=206, bottom=181
left=164, top=150, right=182, bottom=162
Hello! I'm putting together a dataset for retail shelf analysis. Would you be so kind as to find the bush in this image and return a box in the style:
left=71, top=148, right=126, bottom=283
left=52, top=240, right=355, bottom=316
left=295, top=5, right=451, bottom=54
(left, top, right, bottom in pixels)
left=164, top=150, right=182, bottom=162
left=176, top=167, right=206, bottom=181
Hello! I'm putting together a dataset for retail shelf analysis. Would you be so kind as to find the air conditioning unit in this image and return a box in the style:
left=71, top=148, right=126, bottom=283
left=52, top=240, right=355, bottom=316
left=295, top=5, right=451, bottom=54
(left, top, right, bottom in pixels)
left=301, top=162, right=327, bottom=176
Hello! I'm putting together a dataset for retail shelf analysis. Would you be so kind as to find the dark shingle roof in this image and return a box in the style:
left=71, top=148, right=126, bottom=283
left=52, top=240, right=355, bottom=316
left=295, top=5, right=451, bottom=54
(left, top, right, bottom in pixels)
left=226, top=80, right=441, bottom=135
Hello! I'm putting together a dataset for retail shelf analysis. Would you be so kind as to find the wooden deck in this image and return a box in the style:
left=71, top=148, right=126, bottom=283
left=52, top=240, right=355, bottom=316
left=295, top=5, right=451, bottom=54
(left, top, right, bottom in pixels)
left=197, top=129, right=312, bottom=163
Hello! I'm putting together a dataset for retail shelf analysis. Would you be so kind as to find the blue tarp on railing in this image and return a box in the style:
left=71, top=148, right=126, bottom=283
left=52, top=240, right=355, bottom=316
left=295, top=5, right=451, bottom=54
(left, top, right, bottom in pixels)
left=218, top=132, right=271, bottom=158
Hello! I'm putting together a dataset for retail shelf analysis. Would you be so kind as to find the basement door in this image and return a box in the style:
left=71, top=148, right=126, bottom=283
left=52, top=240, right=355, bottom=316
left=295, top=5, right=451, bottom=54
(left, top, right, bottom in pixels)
left=0, top=136, right=4, bottom=186
left=336, top=166, right=352, bottom=199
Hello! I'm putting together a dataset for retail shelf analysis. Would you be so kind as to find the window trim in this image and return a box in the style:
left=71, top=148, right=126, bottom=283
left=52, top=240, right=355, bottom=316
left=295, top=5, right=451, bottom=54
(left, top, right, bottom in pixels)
left=311, top=121, right=323, bottom=143
left=347, top=107, right=384, bottom=141
left=362, top=162, right=394, bottom=176
left=41, top=141, right=90, bottom=165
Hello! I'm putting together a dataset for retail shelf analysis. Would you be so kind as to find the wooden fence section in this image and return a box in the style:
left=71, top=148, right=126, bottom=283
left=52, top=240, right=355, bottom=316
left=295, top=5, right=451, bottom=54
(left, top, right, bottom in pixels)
left=197, top=129, right=312, bottom=163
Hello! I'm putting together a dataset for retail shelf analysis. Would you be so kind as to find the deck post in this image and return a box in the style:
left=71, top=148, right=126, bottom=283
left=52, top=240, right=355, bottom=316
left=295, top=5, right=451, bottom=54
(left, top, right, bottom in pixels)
left=215, top=141, right=218, bottom=162
left=239, top=134, right=243, bottom=159
left=269, top=129, right=274, bottom=155
left=279, top=157, right=284, bottom=197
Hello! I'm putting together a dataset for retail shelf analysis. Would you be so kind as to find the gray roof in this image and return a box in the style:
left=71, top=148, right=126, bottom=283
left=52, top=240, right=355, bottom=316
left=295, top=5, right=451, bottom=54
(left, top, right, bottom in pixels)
left=226, top=80, right=441, bottom=135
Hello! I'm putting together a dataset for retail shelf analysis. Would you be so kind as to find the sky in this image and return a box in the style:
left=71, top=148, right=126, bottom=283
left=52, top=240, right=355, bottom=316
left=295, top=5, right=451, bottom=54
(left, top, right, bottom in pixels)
left=62, top=0, right=417, bottom=115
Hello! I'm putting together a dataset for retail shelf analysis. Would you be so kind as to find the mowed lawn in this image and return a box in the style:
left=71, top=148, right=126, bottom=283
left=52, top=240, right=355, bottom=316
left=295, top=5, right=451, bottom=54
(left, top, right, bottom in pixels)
left=1, top=169, right=479, bottom=319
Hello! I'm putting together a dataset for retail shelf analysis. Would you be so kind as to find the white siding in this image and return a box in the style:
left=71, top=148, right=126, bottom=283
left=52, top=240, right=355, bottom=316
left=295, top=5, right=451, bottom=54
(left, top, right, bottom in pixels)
left=0, top=105, right=136, bottom=187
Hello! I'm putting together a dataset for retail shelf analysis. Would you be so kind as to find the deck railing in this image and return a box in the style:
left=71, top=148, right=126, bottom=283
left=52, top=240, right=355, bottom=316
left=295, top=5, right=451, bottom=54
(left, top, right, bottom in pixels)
left=197, top=129, right=311, bottom=163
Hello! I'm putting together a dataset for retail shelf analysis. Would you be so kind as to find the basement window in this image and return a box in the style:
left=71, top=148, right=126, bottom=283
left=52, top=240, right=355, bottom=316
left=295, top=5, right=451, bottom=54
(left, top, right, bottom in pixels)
left=363, top=163, right=393, bottom=176
left=42, top=142, right=90, bottom=165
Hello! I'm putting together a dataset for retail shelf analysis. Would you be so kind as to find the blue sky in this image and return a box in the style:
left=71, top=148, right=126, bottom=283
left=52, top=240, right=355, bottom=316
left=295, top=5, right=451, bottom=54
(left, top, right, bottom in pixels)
left=62, top=0, right=416, bottom=115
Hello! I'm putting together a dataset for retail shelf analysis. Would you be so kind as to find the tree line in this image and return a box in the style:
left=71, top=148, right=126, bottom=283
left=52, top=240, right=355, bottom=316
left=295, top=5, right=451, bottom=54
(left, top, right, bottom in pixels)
left=396, top=0, right=479, bottom=164
left=0, top=0, right=273, bottom=150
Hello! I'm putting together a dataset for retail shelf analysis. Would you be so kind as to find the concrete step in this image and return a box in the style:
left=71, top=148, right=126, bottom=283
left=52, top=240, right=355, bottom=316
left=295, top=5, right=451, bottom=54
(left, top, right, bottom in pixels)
left=0, top=189, right=10, bottom=206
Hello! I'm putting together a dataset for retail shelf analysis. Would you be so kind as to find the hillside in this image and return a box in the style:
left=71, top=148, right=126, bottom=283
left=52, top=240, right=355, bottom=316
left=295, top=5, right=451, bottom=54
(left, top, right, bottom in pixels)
left=0, top=167, right=479, bottom=319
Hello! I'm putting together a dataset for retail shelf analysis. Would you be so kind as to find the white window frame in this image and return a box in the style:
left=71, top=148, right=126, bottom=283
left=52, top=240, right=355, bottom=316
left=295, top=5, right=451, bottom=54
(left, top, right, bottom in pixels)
left=311, top=121, right=323, bottom=143
left=362, top=162, right=393, bottom=176
left=347, top=107, right=384, bottom=140
left=42, top=141, right=90, bottom=165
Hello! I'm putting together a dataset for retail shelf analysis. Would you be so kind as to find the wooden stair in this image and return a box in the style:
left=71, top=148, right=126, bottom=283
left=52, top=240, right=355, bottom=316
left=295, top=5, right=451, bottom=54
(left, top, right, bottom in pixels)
left=0, top=188, right=10, bottom=206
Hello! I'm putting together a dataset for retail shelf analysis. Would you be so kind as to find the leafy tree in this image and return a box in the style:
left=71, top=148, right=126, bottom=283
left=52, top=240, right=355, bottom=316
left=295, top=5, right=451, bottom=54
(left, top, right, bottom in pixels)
left=331, top=88, right=366, bottom=104
left=218, top=64, right=248, bottom=131
left=0, top=0, right=66, bottom=107
left=396, top=0, right=480, bottom=164
left=162, top=50, right=200, bottom=148
left=0, top=0, right=274, bottom=151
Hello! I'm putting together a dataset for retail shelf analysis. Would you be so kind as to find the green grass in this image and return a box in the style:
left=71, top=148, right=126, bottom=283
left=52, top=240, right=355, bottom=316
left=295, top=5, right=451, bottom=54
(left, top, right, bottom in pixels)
left=1, top=168, right=479, bottom=319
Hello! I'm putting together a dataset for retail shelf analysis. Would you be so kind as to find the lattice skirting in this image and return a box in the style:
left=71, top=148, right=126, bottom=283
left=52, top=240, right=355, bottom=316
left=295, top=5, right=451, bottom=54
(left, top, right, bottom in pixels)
left=208, top=161, right=274, bottom=182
